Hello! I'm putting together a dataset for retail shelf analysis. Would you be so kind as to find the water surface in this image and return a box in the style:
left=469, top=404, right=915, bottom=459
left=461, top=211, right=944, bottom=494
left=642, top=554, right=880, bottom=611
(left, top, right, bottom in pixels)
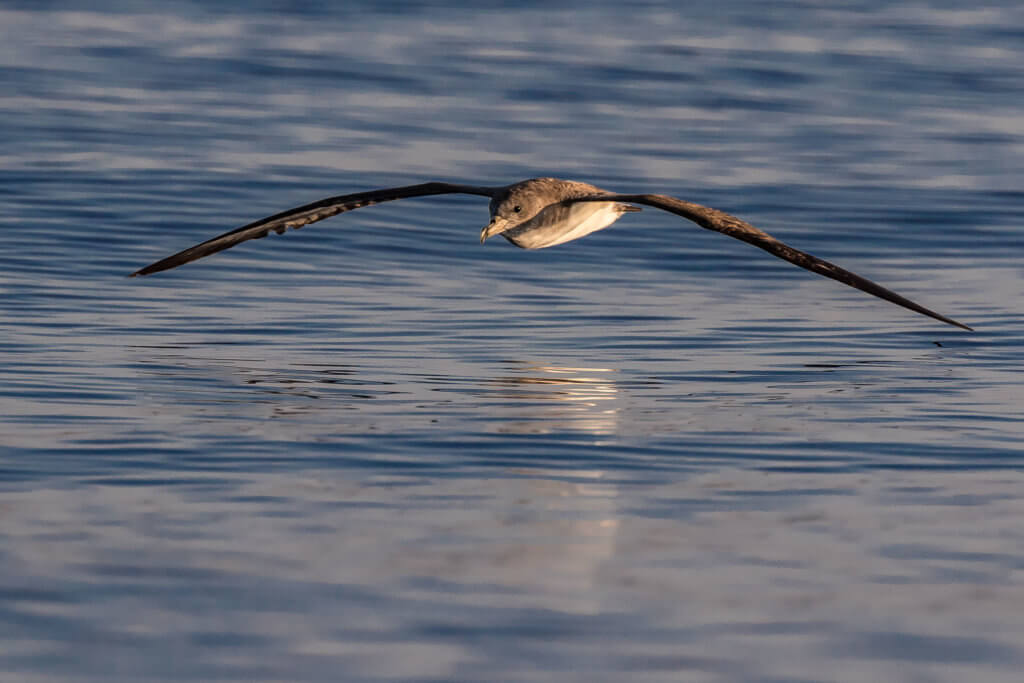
left=2, top=2, right=1023, bottom=681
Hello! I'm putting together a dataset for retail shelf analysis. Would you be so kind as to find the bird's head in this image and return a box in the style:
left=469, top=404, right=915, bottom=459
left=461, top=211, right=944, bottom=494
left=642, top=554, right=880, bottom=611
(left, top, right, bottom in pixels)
left=480, top=178, right=561, bottom=243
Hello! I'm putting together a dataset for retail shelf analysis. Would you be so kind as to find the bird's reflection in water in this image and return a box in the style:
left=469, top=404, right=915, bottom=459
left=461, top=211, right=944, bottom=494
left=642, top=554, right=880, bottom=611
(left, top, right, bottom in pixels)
left=134, top=353, right=625, bottom=613
left=393, top=468, right=622, bottom=615
left=486, top=364, right=619, bottom=435
left=135, top=351, right=627, bottom=441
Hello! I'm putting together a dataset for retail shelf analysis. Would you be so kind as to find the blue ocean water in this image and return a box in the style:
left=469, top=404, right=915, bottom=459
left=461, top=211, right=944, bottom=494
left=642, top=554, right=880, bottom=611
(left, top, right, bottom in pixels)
left=1, top=2, right=1023, bottom=681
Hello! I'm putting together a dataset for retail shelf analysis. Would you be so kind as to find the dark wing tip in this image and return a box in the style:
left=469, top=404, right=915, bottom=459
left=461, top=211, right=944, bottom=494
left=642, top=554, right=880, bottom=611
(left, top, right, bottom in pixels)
left=131, top=260, right=168, bottom=277
left=130, top=246, right=211, bottom=277
left=130, top=262, right=166, bottom=277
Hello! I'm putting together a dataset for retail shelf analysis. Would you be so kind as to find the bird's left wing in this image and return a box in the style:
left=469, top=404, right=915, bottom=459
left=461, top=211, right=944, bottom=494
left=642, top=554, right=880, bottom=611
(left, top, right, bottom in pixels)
left=131, top=182, right=497, bottom=276
left=563, top=193, right=972, bottom=331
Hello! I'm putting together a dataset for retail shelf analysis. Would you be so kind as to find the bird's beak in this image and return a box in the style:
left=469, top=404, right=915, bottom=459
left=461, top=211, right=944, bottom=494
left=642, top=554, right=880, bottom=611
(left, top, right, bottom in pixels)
left=479, top=217, right=509, bottom=244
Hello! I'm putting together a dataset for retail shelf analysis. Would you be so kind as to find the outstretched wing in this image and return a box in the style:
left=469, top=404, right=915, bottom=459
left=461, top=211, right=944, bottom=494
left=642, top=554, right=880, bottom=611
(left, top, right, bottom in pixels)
left=566, top=193, right=972, bottom=331
left=131, top=182, right=497, bottom=276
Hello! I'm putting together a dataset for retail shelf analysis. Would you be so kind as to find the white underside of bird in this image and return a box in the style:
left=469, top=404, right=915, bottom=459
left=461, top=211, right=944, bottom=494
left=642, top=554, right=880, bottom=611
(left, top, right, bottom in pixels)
left=482, top=201, right=638, bottom=249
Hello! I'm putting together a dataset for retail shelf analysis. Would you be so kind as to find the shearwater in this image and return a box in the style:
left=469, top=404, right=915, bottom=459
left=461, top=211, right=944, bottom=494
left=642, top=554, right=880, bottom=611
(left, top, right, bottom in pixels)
left=131, top=177, right=972, bottom=331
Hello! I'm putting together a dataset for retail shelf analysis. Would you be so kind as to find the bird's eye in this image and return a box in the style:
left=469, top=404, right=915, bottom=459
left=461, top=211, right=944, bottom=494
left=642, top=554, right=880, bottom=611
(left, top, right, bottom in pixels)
left=513, top=205, right=522, bottom=213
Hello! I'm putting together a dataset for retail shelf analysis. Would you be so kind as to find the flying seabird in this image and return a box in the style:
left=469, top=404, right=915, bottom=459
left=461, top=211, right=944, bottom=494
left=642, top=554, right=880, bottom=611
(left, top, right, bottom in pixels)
left=131, top=177, right=972, bottom=331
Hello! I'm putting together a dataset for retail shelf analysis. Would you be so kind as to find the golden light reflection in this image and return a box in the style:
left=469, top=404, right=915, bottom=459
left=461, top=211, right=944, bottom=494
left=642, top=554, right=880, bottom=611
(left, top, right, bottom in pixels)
left=488, top=364, right=620, bottom=435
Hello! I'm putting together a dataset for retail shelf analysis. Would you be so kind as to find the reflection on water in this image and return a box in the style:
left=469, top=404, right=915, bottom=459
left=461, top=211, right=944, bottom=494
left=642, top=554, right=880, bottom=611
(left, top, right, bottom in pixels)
left=393, top=470, right=622, bottom=616
left=137, top=354, right=627, bottom=436
left=487, top=364, right=621, bottom=435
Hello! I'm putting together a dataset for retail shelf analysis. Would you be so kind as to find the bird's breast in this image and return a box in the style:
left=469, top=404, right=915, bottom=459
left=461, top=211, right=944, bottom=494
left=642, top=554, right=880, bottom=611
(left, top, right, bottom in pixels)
left=502, top=202, right=624, bottom=249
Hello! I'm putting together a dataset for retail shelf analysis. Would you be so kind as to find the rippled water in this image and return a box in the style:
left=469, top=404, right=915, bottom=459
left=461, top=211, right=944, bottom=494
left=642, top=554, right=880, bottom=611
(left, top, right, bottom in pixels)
left=2, top=2, right=1024, bottom=681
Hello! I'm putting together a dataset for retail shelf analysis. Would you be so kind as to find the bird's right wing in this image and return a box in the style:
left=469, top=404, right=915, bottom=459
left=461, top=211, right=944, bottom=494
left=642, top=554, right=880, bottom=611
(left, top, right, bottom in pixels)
left=565, top=193, right=972, bottom=331
left=131, top=182, right=497, bottom=276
